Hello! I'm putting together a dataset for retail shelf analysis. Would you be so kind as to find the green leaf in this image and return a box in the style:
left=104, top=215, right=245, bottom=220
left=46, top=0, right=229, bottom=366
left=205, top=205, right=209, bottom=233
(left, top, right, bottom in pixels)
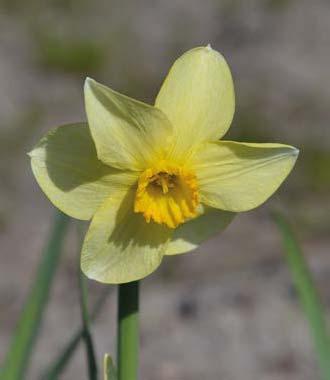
left=79, top=269, right=98, bottom=380
left=273, top=211, right=330, bottom=380
left=1, top=211, right=70, bottom=380
left=40, top=287, right=111, bottom=380
left=36, top=34, right=105, bottom=75
left=104, top=354, right=117, bottom=380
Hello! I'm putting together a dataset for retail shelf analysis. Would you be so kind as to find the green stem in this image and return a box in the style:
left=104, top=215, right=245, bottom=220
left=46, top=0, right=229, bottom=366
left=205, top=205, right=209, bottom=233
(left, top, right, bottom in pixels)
left=117, top=281, right=139, bottom=380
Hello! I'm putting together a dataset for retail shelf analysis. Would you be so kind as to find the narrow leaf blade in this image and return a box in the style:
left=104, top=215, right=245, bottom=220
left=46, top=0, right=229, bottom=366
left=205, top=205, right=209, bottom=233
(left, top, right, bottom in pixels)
left=273, top=211, right=330, bottom=380
left=40, top=287, right=111, bottom=380
left=1, top=211, right=70, bottom=380
left=79, top=269, right=98, bottom=380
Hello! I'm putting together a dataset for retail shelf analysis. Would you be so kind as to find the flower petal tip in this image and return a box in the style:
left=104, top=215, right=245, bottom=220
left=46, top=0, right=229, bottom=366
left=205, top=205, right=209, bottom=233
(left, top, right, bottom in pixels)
left=84, top=76, right=95, bottom=90
left=27, top=148, right=38, bottom=158
left=287, top=146, right=299, bottom=158
left=292, top=147, right=300, bottom=156
left=206, top=43, right=213, bottom=51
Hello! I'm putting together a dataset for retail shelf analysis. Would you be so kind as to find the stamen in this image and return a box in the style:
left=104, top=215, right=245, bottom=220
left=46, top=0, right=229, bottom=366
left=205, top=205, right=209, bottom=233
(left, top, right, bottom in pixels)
left=134, top=163, right=200, bottom=228
left=159, top=176, right=169, bottom=193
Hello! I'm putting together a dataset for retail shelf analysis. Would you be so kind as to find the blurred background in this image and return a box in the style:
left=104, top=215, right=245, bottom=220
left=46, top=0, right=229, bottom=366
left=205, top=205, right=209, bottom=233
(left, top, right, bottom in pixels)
left=1, top=0, right=330, bottom=379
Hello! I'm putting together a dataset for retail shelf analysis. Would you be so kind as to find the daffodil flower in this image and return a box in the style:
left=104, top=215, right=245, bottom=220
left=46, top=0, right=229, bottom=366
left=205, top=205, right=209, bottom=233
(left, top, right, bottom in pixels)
left=29, top=46, right=299, bottom=284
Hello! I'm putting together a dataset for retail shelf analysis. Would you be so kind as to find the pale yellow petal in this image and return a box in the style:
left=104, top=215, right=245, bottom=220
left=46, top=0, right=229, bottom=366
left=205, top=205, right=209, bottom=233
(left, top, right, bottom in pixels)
left=29, top=123, right=137, bottom=220
left=192, top=141, right=299, bottom=212
left=155, top=46, right=235, bottom=159
left=165, top=206, right=235, bottom=255
left=84, top=78, right=173, bottom=170
left=81, top=189, right=171, bottom=284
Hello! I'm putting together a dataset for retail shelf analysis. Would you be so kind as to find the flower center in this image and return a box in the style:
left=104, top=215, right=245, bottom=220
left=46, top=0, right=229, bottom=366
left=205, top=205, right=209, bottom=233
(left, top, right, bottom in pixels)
left=134, top=162, right=200, bottom=228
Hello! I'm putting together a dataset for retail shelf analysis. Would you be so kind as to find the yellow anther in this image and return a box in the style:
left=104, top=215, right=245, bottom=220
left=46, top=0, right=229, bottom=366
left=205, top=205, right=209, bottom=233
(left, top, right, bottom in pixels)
left=134, top=162, right=199, bottom=228
left=159, top=176, right=169, bottom=193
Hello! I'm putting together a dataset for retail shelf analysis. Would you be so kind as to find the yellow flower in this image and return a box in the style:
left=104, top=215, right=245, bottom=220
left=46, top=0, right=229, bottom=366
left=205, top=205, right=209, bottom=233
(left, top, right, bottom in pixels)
left=29, top=46, right=299, bottom=284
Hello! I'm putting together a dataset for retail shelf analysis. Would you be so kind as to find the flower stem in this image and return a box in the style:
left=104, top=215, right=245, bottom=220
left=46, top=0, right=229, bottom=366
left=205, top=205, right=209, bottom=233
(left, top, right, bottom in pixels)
left=117, top=281, right=139, bottom=380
